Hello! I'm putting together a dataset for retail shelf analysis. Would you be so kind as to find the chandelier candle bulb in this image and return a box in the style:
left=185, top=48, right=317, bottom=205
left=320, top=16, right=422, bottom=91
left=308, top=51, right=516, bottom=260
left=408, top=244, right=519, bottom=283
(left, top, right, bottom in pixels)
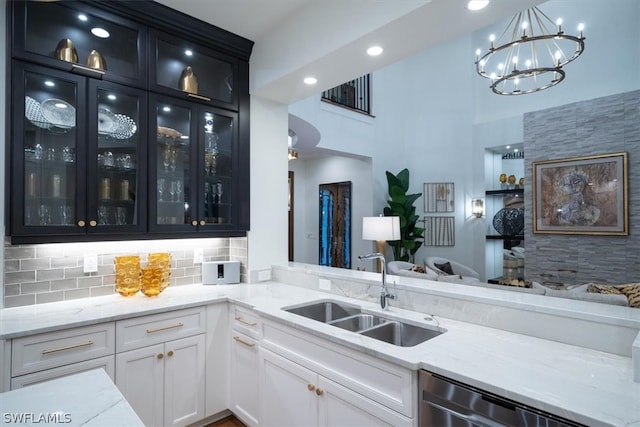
left=557, top=18, right=563, bottom=34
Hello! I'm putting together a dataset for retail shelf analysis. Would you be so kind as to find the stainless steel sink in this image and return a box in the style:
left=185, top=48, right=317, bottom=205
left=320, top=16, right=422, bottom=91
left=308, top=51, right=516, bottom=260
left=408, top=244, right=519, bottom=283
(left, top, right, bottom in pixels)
left=285, top=301, right=361, bottom=322
left=328, top=314, right=387, bottom=332
left=283, top=300, right=444, bottom=347
left=360, top=321, right=443, bottom=347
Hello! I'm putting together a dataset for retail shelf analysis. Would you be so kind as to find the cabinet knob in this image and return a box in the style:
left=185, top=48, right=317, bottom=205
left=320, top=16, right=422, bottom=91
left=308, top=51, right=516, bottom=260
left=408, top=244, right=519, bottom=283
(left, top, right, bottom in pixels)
left=191, top=220, right=198, bottom=226
left=307, top=384, right=315, bottom=392
left=77, top=220, right=86, bottom=227
left=167, top=350, right=174, bottom=357
left=315, top=388, right=324, bottom=396
left=89, top=220, right=97, bottom=227
left=199, top=220, right=206, bottom=226
left=157, top=353, right=164, bottom=359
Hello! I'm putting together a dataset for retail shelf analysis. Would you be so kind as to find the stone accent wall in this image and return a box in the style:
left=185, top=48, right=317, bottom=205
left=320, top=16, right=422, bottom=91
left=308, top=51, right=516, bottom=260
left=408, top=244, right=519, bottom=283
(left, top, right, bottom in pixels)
left=524, top=90, right=640, bottom=285
left=3, top=237, right=247, bottom=308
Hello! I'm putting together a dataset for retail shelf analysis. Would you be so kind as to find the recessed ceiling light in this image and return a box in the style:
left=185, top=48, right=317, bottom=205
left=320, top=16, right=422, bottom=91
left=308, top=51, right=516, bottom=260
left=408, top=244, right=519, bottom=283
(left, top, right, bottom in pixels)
left=467, top=0, right=489, bottom=11
left=162, top=106, right=171, bottom=112
left=107, top=94, right=117, bottom=100
left=44, top=80, right=55, bottom=87
left=303, top=77, right=317, bottom=85
left=367, top=46, right=383, bottom=56
left=78, top=14, right=88, bottom=22
left=91, top=27, right=110, bottom=38
left=184, top=49, right=193, bottom=57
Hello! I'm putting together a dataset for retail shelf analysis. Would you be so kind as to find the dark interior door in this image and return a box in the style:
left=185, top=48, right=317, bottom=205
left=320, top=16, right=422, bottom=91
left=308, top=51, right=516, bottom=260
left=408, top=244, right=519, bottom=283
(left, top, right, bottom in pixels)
left=318, top=181, right=351, bottom=268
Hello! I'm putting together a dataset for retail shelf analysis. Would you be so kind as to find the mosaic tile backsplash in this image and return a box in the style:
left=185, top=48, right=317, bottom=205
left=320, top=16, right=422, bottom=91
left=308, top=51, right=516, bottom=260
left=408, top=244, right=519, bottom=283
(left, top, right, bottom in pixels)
left=3, top=237, right=247, bottom=308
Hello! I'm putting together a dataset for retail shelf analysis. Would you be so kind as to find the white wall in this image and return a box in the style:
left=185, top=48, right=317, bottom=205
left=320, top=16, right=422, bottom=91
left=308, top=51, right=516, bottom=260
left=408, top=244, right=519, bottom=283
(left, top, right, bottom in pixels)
left=288, top=155, right=373, bottom=268
left=248, top=96, right=289, bottom=280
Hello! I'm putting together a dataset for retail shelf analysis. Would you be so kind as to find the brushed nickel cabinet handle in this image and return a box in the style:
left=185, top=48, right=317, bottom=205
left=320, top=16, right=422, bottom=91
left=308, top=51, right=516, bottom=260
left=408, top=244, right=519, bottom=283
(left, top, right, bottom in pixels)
left=42, top=340, right=93, bottom=355
left=234, top=316, right=257, bottom=327
left=187, top=93, right=212, bottom=102
left=146, top=322, right=184, bottom=334
left=233, top=336, right=255, bottom=348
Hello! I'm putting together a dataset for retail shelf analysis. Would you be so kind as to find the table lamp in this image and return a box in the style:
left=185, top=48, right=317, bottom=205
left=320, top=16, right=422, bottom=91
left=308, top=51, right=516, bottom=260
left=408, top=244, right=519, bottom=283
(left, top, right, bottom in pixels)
left=362, top=216, right=401, bottom=272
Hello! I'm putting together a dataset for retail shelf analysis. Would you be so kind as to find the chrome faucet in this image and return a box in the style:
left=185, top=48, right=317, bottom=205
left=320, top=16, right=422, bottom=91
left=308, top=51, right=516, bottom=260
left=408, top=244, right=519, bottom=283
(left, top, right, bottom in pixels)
left=358, top=252, right=395, bottom=310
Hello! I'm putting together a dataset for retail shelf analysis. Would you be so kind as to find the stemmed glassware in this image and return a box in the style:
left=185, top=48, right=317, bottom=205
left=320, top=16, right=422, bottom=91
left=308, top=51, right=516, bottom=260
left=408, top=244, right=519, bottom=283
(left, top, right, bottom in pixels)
left=157, top=178, right=165, bottom=201
left=175, top=179, right=183, bottom=202
left=169, top=180, right=176, bottom=202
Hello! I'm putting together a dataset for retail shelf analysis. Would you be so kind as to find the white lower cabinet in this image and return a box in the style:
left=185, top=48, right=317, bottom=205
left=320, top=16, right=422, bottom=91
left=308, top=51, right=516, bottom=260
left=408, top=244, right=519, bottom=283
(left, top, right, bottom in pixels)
left=115, top=307, right=207, bottom=427
left=260, top=348, right=412, bottom=427
left=229, top=305, right=261, bottom=426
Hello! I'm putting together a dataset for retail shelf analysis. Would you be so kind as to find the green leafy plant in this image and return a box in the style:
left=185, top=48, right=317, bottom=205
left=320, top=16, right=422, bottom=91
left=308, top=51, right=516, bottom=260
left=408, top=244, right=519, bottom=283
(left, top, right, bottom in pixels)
left=383, top=168, right=424, bottom=262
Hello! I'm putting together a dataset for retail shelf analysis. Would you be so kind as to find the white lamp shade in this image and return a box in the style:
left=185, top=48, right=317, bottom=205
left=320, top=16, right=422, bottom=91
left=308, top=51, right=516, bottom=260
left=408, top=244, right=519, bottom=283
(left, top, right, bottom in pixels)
left=362, top=216, right=401, bottom=241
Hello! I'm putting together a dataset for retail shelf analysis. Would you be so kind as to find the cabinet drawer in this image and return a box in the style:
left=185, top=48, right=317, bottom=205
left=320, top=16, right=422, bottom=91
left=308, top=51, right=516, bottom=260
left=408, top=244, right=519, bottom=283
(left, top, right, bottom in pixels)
left=230, top=305, right=261, bottom=339
left=11, top=323, right=115, bottom=376
left=116, top=307, right=206, bottom=352
left=11, top=355, right=115, bottom=389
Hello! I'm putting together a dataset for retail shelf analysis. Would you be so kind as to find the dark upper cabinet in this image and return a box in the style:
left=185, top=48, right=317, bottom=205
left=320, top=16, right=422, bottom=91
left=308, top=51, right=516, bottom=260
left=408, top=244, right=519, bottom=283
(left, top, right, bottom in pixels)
left=11, top=1, right=147, bottom=88
left=150, top=31, right=239, bottom=110
left=148, top=95, right=239, bottom=234
left=7, top=1, right=252, bottom=243
left=11, top=62, right=148, bottom=242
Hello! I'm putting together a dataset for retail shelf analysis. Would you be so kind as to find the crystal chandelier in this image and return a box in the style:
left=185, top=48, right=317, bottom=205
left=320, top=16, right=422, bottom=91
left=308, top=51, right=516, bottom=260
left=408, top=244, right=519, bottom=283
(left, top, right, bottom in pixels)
left=475, top=6, right=585, bottom=95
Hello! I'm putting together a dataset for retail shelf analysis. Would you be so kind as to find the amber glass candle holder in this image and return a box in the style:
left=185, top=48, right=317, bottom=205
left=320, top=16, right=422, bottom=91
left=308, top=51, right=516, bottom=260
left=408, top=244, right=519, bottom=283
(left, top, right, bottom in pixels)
left=114, top=255, right=141, bottom=296
left=140, top=266, right=164, bottom=297
left=148, top=252, right=171, bottom=292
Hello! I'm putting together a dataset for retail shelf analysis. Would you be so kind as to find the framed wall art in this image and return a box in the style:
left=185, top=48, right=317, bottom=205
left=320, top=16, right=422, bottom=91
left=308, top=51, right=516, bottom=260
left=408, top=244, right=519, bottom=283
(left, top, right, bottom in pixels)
left=424, top=182, right=455, bottom=213
left=423, top=216, right=455, bottom=246
left=532, top=152, right=628, bottom=235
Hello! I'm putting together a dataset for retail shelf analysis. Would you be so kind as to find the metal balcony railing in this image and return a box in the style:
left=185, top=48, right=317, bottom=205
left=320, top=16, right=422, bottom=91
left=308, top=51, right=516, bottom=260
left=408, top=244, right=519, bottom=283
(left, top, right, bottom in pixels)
left=321, top=74, right=371, bottom=115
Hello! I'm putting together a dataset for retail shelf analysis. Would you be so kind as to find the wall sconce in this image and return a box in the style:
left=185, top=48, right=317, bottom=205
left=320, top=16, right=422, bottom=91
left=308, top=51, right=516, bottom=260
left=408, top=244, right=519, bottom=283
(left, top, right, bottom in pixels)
left=472, top=198, right=484, bottom=218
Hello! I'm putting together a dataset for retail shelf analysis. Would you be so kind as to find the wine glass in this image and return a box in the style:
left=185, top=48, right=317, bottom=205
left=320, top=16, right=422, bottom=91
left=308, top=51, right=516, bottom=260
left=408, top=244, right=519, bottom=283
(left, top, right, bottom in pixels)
left=169, top=180, right=176, bottom=202
left=170, top=148, right=177, bottom=172
left=175, top=179, right=183, bottom=202
left=162, top=146, right=171, bottom=172
left=157, top=178, right=165, bottom=201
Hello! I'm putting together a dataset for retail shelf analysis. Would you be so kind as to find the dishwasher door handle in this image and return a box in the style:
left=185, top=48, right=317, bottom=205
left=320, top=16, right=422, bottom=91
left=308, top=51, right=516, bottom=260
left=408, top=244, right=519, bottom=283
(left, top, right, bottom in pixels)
left=425, top=399, right=505, bottom=427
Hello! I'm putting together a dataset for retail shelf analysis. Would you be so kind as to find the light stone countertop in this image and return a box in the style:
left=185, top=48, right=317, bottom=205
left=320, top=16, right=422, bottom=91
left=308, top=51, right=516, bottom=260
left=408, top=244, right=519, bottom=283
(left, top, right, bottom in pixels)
left=1, top=282, right=639, bottom=427
left=0, top=369, right=144, bottom=426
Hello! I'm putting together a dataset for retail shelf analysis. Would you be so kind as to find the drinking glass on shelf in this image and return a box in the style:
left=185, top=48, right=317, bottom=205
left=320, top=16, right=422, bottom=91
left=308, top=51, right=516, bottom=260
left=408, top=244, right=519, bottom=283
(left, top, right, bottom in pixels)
left=157, top=178, right=165, bottom=201
left=98, top=206, right=110, bottom=225
left=169, top=148, right=177, bottom=172
left=162, top=146, right=171, bottom=172
left=175, top=179, right=183, bottom=202
left=38, top=204, right=51, bottom=225
left=116, top=207, right=127, bottom=225
left=169, top=180, right=176, bottom=202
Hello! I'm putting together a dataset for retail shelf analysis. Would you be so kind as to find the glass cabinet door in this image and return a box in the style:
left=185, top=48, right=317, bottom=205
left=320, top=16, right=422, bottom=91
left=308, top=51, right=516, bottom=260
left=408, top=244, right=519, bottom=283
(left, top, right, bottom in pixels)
left=151, top=31, right=237, bottom=108
left=201, top=109, right=235, bottom=227
left=15, top=64, right=86, bottom=236
left=150, top=97, right=195, bottom=231
left=87, top=81, right=147, bottom=234
left=13, top=1, right=146, bottom=87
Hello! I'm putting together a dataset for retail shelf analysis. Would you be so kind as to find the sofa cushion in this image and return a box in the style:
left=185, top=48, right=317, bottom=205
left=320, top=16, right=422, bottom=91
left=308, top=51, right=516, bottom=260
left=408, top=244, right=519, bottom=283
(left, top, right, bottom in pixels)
left=434, top=261, right=454, bottom=275
left=397, top=268, right=438, bottom=281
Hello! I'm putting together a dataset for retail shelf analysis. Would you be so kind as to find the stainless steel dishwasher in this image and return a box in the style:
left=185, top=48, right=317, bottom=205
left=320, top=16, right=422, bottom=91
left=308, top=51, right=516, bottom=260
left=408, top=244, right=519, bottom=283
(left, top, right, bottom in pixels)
left=419, top=370, right=586, bottom=427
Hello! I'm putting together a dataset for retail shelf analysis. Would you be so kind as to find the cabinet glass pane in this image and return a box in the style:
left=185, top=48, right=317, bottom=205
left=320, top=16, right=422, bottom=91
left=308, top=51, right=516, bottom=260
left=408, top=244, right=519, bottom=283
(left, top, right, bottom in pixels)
left=24, top=1, right=139, bottom=80
left=156, top=103, right=191, bottom=225
left=23, top=73, right=78, bottom=227
left=156, top=39, right=233, bottom=103
left=95, top=89, right=141, bottom=226
left=203, top=112, right=233, bottom=225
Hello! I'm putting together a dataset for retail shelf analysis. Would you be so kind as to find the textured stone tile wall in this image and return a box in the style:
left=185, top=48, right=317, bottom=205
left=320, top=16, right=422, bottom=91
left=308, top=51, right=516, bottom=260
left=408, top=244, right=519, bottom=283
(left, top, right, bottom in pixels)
left=3, top=237, right=247, bottom=308
left=524, top=90, right=640, bottom=285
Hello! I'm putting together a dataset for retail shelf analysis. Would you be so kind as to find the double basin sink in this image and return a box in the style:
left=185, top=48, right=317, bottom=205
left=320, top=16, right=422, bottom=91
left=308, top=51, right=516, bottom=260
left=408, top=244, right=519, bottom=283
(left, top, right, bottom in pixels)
left=284, top=300, right=444, bottom=347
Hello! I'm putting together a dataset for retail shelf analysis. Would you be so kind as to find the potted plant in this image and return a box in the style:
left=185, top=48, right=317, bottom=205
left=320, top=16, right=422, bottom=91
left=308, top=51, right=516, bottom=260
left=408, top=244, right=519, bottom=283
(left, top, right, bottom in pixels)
left=383, top=168, right=424, bottom=262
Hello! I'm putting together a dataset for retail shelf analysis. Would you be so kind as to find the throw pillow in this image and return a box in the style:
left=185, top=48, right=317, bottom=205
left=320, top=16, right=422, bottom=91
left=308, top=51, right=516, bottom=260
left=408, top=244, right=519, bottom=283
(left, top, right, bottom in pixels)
left=588, top=283, right=640, bottom=308
left=410, top=265, right=427, bottom=274
left=434, top=261, right=454, bottom=275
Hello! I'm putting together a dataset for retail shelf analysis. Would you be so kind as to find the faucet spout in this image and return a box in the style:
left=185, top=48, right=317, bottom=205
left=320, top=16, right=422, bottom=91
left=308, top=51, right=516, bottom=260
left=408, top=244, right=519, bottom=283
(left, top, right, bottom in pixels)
left=357, top=252, right=394, bottom=310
